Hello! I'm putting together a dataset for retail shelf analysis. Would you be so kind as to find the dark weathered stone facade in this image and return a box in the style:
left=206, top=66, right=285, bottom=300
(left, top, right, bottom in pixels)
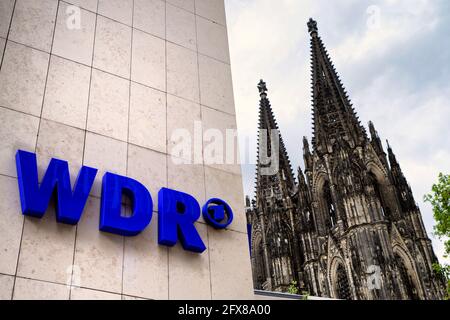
left=246, top=19, right=446, bottom=300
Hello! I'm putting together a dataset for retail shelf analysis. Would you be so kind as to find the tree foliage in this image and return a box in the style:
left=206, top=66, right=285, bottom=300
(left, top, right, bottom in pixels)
left=432, top=263, right=450, bottom=299
left=287, top=280, right=299, bottom=295
left=424, top=173, right=450, bottom=253
left=424, top=173, right=450, bottom=299
left=287, top=281, right=310, bottom=300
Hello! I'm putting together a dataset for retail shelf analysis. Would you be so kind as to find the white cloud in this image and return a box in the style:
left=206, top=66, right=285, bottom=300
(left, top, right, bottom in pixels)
left=333, top=0, right=440, bottom=64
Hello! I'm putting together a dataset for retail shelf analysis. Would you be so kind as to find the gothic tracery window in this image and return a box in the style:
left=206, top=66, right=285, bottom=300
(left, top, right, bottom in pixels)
left=395, top=254, right=419, bottom=300
left=254, top=239, right=267, bottom=290
left=323, top=181, right=337, bottom=227
left=336, top=264, right=352, bottom=300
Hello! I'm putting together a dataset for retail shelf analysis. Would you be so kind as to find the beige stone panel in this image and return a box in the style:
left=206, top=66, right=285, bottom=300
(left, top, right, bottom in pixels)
left=74, top=197, right=124, bottom=293
left=167, top=94, right=202, bottom=163
left=134, top=0, right=165, bottom=39
left=204, top=167, right=246, bottom=234
left=0, top=274, right=13, bottom=300
left=4, top=120, right=88, bottom=197
left=167, top=160, right=205, bottom=224
left=0, top=107, right=39, bottom=177
left=127, top=144, right=167, bottom=209
left=167, top=95, right=205, bottom=205
left=167, top=42, right=200, bottom=103
left=129, top=82, right=166, bottom=153
left=52, top=3, right=96, bottom=66
left=169, top=223, right=211, bottom=299
left=13, top=278, right=70, bottom=300
left=0, top=0, right=14, bottom=38
left=167, top=0, right=194, bottom=12
left=83, top=132, right=127, bottom=197
left=9, top=0, right=58, bottom=52
left=93, top=16, right=132, bottom=79
left=208, top=229, right=254, bottom=300
left=196, top=16, right=230, bottom=63
left=0, top=42, right=49, bottom=116
left=166, top=4, right=196, bottom=51
left=131, top=29, right=166, bottom=91
left=98, top=0, right=133, bottom=26
left=70, top=287, right=121, bottom=300
left=0, top=175, right=24, bottom=275
left=202, top=106, right=241, bottom=175
left=17, top=201, right=76, bottom=285
left=65, top=0, right=98, bottom=12
left=199, top=55, right=235, bottom=115
left=87, top=69, right=129, bottom=141
left=195, top=0, right=226, bottom=26
left=35, top=119, right=85, bottom=187
left=123, top=213, right=168, bottom=300
left=42, top=56, right=91, bottom=130
left=167, top=161, right=206, bottom=222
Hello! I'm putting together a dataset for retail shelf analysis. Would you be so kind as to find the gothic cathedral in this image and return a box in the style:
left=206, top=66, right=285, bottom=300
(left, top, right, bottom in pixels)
left=246, top=19, right=446, bottom=300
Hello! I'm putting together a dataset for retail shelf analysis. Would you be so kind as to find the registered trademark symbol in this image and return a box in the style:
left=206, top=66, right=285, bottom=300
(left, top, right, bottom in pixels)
left=202, top=198, right=234, bottom=229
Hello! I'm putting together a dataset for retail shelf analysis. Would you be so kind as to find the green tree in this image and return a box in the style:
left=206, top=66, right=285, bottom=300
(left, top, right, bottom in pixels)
left=287, top=280, right=299, bottom=295
left=424, top=173, right=450, bottom=299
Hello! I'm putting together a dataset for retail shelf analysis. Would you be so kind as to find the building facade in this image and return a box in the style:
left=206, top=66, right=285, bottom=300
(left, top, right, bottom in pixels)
left=0, top=0, right=254, bottom=300
left=246, top=19, right=446, bottom=300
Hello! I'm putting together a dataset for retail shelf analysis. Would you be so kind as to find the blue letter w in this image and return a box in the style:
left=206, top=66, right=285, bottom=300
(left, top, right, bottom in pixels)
left=15, top=150, right=97, bottom=224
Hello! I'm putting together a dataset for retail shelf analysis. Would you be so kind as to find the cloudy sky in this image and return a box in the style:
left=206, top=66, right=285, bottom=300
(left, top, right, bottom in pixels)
left=225, top=0, right=450, bottom=264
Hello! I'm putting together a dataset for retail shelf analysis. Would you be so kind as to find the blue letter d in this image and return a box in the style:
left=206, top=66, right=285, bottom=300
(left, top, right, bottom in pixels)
left=100, top=173, right=153, bottom=236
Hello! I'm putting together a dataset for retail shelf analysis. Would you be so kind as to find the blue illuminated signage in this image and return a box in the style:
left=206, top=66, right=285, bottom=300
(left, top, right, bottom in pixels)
left=15, top=150, right=233, bottom=253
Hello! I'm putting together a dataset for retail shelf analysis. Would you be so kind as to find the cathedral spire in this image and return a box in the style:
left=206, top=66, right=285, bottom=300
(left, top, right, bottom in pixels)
left=387, top=140, right=405, bottom=183
left=303, top=136, right=313, bottom=172
left=369, top=121, right=388, bottom=166
left=297, top=166, right=306, bottom=187
left=255, top=80, right=295, bottom=200
left=308, top=18, right=367, bottom=154
left=387, top=141, right=417, bottom=212
left=387, top=140, right=400, bottom=172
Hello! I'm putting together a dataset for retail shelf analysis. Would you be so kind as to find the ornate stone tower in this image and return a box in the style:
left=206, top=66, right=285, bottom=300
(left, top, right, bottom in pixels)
left=246, top=18, right=446, bottom=299
left=246, top=80, right=301, bottom=292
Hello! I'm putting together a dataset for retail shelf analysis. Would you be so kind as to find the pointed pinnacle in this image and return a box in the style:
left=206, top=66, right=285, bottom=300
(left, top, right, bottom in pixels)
left=307, top=18, right=318, bottom=36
